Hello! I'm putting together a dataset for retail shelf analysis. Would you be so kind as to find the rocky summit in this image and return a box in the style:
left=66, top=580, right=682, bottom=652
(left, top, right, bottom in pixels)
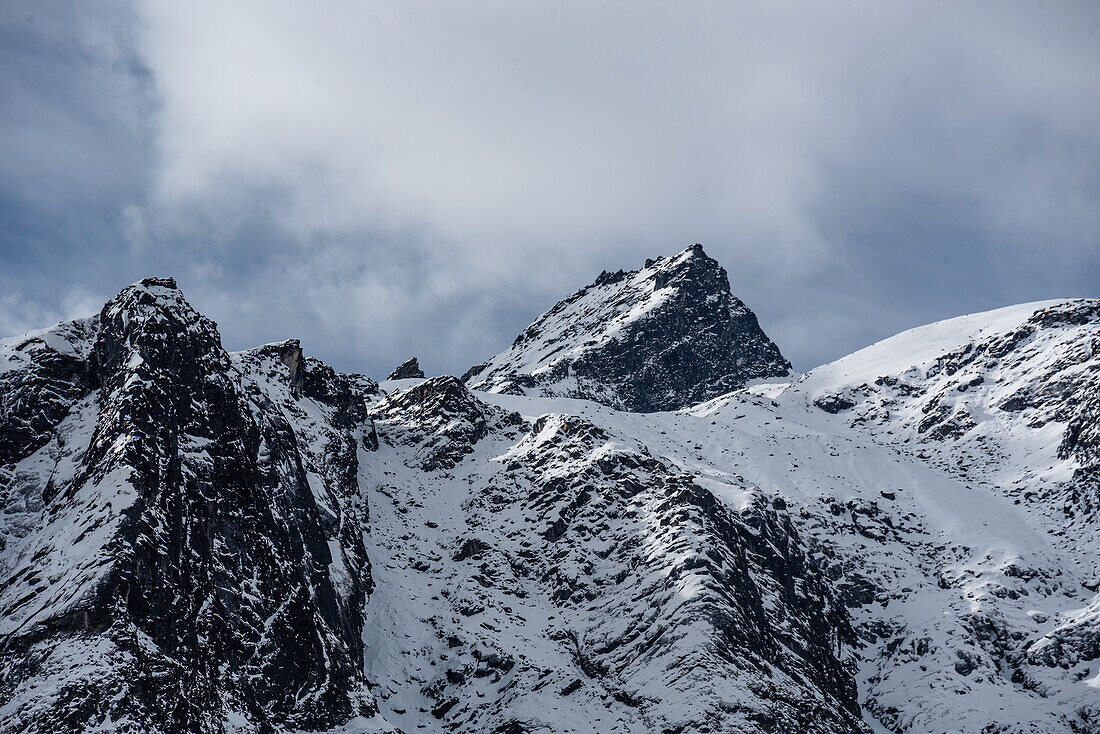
left=464, top=243, right=791, bottom=412
left=0, top=279, right=379, bottom=733
left=387, top=357, right=425, bottom=381
left=2, top=253, right=1099, bottom=734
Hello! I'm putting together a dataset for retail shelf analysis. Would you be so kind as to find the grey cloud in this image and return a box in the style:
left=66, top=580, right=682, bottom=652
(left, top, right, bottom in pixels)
left=1, top=0, right=1098, bottom=377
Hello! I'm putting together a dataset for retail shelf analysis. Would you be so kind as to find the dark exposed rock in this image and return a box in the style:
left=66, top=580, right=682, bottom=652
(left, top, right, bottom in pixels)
left=460, top=361, right=489, bottom=383
left=388, top=357, right=425, bottom=380
left=953, top=649, right=979, bottom=676
left=814, top=394, right=856, bottom=414
left=265, top=339, right=306, bottom=396
left=560, top=678, right=584, bottom=696
left=370, top=376, right=524, bottom=471
left=467, top=244, right=791, bottom=412
left=999, top=394, right=1030, bottom=412
left=0, top=279, right=376, bottom=733
left=453, top=538, right=492, bottom=562
left=1060, top=382, right=1100, bottom=468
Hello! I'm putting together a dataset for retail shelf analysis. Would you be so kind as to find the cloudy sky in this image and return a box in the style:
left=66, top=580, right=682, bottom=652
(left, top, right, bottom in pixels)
left=2, top=1, right=1098, bottom=377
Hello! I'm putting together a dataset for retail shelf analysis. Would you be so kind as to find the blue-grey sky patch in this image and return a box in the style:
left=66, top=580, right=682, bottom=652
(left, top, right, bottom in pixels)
left=1, top=1, right=1098, bottom=378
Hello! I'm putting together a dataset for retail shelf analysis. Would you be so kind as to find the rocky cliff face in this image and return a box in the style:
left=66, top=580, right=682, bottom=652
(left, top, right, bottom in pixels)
left=0, top=278, right=382, bottom=733
left=465, top=244, right=791, bottom=411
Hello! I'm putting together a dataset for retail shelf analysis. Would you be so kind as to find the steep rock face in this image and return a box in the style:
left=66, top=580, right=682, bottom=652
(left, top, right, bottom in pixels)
left=466, top=244, right=791, bottom=411
left=0, top=318, right=99, bottom=467
left=231, top=338, right=381, bottom=683
left=0, top=279, right=382, bottom=733
left=387, top=357, right=425, bottom=380
left=361, top=378, right=863, bottom=733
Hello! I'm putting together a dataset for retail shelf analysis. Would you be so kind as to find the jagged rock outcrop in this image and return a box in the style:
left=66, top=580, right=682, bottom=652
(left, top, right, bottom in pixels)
left=0, top=317, right=99, bottom=467
left=370, top=375, right=523, bottom=471
left=466, top=244, right=791, bottom=411
left=0, top=278, right=381, bottom=733
left=387, top=357, right=425, bottom=380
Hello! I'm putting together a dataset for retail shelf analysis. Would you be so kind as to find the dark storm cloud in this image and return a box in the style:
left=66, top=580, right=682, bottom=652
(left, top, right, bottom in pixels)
left=1, top=1, right=1098, bottom=377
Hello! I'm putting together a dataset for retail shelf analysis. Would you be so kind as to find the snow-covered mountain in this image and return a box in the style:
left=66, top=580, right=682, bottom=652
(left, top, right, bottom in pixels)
left=0, top=279, right=383, bottom=732
left=1, top=258, right=1098, bottom=734
left=361, top=378, right=861, bottom=733
left=464, top=244, right=792, bottom=412
left=783, top=298, right=1100, bottom=730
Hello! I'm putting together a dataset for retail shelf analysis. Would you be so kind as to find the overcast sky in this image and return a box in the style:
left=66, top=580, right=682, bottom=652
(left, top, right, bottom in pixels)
left=2, top=1, right=1098, bottom=377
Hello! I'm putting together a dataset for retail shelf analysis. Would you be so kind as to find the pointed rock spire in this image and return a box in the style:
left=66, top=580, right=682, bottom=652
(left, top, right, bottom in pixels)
left=388, top=357, right=425, bottom=380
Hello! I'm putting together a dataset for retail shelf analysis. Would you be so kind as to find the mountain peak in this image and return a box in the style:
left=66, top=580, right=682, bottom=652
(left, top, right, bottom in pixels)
left=1, top=278, right=377, bottom=732
left=675, top=240, right=707, bottom=260
left=466, top=244, right=791, bottom=411
left=138, top=276, right=178, bottom=289
left=4, top=272, right=1099, bottom=732
left=387, top=356, right=426, bottom=380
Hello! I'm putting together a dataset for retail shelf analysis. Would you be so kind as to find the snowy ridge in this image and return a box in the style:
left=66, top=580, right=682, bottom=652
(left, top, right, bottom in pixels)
left=780, top=297, right=1100, bottom=730
left=362, top=378, right=861, bottom=733
left=799, top=300, right=1068, bottom=391
left=793, top=297, right=1100, bottom=547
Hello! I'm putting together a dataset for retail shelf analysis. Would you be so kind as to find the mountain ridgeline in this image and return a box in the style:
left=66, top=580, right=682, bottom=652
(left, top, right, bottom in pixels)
left=1, top=247, right=1098, bottom=734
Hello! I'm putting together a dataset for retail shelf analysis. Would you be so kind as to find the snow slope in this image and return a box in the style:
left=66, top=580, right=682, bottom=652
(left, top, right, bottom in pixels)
left=360, top=377, right=862, bottom=733
left=781, top=297, right=1100, bottom=730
